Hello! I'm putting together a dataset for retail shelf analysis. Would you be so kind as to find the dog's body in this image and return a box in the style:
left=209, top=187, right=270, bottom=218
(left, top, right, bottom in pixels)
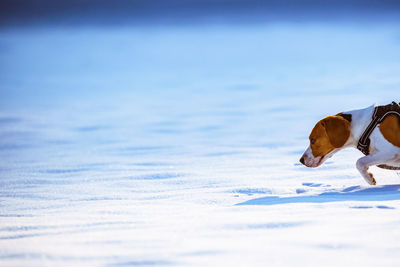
left=300, top=103, right=400, bottom=185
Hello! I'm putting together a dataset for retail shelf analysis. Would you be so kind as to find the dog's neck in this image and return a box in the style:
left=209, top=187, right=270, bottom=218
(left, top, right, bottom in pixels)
left=343, top=104, right=375, bottom=148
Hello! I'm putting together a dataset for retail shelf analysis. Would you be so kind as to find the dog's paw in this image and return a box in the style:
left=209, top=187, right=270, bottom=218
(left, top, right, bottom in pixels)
left=366, top=172, right=376, bottom=185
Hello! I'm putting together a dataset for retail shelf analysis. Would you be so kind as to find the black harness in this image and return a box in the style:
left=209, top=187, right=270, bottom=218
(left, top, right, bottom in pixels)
left=356, top=101, right=400, bottom=170
left=357, top=101, right=400, bottom=155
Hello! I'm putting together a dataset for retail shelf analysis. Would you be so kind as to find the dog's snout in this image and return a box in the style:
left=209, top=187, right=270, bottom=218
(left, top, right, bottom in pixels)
left=300, top=156, right=305, bottom=165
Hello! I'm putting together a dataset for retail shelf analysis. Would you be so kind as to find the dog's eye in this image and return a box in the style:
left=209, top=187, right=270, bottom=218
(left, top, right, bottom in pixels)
left=310, top=138, right=316, bottom=144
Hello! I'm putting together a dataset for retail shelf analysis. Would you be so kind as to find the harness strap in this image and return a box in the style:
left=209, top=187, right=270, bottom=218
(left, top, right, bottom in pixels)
left=357, top=101, right=400, bottom=155
left=357, top=107, right=379, bottom=155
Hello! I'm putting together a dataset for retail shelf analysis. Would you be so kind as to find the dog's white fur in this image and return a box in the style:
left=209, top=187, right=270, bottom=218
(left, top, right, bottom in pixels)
left=301, top=105, right=400, bottom=185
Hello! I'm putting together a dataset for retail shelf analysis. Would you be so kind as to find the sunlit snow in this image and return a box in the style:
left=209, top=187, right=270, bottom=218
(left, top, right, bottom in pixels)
left=1, top=20, right=400, bottom=266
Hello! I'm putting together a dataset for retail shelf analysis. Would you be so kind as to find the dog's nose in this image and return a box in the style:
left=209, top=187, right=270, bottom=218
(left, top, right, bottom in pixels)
left=300, top=156, right=305, bottom=165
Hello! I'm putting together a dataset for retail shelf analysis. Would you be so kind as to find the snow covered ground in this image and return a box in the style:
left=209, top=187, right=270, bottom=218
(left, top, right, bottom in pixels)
left=1, top=19, right=400, bottom=266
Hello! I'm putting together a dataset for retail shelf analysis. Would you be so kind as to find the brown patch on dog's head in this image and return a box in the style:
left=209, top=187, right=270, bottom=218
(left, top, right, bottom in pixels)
left=336, top=112, right=352, bottom=123
left=309, top=115, right=351, bottom=157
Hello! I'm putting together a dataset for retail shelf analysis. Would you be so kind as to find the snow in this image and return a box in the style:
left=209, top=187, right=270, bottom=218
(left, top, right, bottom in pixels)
left=1, top=20, right=400, bottom=266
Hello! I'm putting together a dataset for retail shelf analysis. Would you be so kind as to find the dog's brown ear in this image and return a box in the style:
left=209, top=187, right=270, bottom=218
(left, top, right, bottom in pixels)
left=321, top=116, right=351, bottom=148
left=336, top=112, right=352, bottom=123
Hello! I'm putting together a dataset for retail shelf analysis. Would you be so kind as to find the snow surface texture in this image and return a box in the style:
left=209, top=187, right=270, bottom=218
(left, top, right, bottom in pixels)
left=1, top=22, right=400, bottom=266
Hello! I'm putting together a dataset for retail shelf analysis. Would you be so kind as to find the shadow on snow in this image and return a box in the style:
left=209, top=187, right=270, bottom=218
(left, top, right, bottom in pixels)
left=236, top=184, right=400, bottom=206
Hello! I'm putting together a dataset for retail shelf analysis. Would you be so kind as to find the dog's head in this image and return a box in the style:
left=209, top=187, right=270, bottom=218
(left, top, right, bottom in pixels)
left=300, top=114, right=351, bottom=168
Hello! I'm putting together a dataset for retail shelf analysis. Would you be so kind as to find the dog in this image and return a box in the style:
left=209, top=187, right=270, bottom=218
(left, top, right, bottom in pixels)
left=299, top=102, right=400, bottom=185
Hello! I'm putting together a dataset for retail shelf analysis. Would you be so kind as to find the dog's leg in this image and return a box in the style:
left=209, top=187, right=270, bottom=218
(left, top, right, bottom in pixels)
left=356, top=153, right=392, bottom=185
